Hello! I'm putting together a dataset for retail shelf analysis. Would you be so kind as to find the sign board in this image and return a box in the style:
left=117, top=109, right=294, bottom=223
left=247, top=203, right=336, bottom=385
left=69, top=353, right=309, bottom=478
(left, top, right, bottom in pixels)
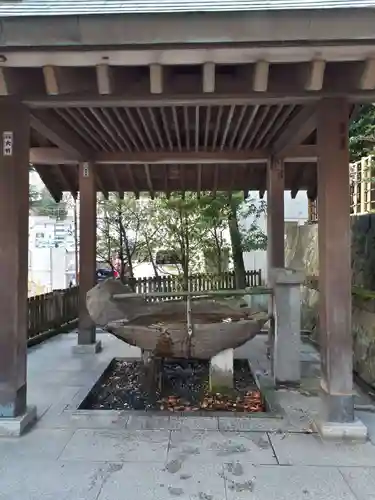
left=83, top=163, right=90, bottom=177
left=3, top=131, right=13, bottom=156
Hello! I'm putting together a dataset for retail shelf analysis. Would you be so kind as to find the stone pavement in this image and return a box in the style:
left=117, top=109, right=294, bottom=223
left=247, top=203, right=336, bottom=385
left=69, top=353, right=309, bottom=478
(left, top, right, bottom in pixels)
left=2, top=332, right=375, bottom=499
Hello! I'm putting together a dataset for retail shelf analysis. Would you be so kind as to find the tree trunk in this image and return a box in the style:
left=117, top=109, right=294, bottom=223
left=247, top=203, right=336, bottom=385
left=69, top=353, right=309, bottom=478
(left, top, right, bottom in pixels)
left=145, top=233, right=159, bottom=277
left=179, top=208, right=189, bottom=291
left=228, top=200, right=246, bottom=289
left=213, top=228, right=222, bottom=275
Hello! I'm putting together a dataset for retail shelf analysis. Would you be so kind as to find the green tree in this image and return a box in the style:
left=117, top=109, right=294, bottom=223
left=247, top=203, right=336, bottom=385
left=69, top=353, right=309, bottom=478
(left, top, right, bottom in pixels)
left=97, top=194, right=164, bottom=281
left=96, top=191, right=266, bottom=290
left=31, top=187, right=68, bottom=220
left=349, top=104, right=375, bottom=161
left=154, top=194, right=206, bottom=288
left=29, top=166, right=39, bottom=209
left=198, top=192, right=266, bottom=287
left=97, top=194, right=142, bottom=279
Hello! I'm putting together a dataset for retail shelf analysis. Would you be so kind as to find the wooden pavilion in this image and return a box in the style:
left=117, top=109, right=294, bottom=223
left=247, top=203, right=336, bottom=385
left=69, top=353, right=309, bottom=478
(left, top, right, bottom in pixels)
left=1, top=0, right=375, bottom=433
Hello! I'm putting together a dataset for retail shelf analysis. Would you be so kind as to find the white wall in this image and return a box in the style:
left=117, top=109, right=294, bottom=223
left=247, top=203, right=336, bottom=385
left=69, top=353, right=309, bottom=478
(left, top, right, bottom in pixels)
left=28, top=247, right=72, bottom=294
left=242, top=191, right=308, bottom=282
left=28, top=216, right=77, bottom=295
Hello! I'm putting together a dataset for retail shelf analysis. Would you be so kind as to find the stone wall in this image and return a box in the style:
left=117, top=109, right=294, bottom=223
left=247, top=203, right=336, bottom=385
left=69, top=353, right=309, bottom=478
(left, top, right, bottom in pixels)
left=285, top=215, right=375, bottom=387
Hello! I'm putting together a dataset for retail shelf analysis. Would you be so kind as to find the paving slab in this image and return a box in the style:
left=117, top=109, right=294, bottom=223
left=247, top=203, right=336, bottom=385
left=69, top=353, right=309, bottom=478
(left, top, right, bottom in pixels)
left=356, top=410, right=375, bottom=445
left=0, top=428, right=74, bottom=462
left=28, top=368, right=105, bottom=387
left=218, top=416, right=310, bottom=433
left=3, top=331, right=375, bottom=499
left=97, top=461, right=226, bottom=500
left=223, top=464, right=356, bottom=500
left=169, top=416, right=219, bottom=431
left=60, top=428, right=170, bottom=462
left=169, top=430, right=277, bottom=465
left=270, top=432, right=375, bottom=466
left=126, top=415, right=175, bottom=430
left=340, top=466, right=375, bottom=500
left=0, top=459, right=114, bottom=500
left=37, top=410, right=130, bottom=430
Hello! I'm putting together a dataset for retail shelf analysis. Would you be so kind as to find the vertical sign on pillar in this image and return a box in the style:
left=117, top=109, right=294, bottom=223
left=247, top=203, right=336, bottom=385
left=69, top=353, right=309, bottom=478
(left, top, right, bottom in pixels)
left=0, top=103, right=29, bottom=418
left=78, top=162, right=97, bottom=345
left=3, top=131, right=13, bottom=156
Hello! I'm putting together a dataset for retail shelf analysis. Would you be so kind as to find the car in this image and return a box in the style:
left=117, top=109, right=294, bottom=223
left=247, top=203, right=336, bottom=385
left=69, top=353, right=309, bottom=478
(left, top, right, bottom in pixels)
left=96, top=268, right=116, bottom=282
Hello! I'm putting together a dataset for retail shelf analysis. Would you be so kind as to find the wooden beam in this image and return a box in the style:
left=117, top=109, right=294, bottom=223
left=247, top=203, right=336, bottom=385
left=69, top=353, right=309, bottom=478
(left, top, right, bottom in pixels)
left=93, top=167, right=109, bottom=200
left=272, top=106, right=317, bottom=155
left=94, top=150, right=268, bottom=164
left=291, top=186, right=299, bottom=199
left=359, top=58, right=375, bottom=90
left=144, top=164, right=154, bottom=199
left=78, top=162, right=97, bottom=344
left=94, top=148, right=318, bottom=165
left=203, top=63, right=215, bottom=93
left=30, top=110, right=91, bottom=159
left=30, top=145, right=318, bottom=165
left=53, top=165, right=77, bottom=198
left=0, top=68, right=9, bottom=95
left=43, top=66, right=80, bottom=95
left=25, top=88, right=375, bottom=108
left=6, top=42, right=375, bottom=68
left=96, top=64, right=113, bottom=95
left=33, top=165, right=62, bottom=202
left=150, top=64, right=163, bottom=94
left=197, top=163, right=202, bottom=198
left=43, top=66, right=61, bottom=95
left=109, top=165, right=121, bottom=193
left=0, top=67, right=24, bottom=96
left=305, top=59, right=326, bottom=91
left=126, top=164, right=139, bottom=198
left=267, top=157, right=285, bottom=269
left=317, top=98, right=353, bottom=419
left=212, top=164, right=219, bottom=197
left=30, top=147, right=79, bottom=165
left=253, top=61, right=269, bottom=92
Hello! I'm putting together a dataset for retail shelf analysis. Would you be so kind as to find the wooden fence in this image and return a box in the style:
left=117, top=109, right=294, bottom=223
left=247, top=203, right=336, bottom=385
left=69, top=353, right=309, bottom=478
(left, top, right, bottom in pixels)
left=350, top=155, right=375, bottom=215
left=308, top=155, right=375, bottom=223
left=28, top=286, right=79, bottom=339
left=129, top=270, right=262, bottom=301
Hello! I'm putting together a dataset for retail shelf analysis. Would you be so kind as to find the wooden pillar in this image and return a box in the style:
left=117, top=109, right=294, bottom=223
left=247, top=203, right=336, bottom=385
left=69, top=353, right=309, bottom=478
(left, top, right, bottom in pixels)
left=266, top=157, right=285, bottom=361
left=0, top=102, right=29, bottom=417
left=317, top=98, right=353, bottom=423
left=77, top=162, right=98, bottom=348
left=267, top=157, right=285, bottom=271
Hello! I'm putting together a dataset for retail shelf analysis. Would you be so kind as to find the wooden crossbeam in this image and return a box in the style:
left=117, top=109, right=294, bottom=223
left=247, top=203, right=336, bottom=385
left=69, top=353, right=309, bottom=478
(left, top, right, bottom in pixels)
left=272, top=106, right=317, bottom=155
left=30, top=110, right=91, bottom=159
left=29, top=145, right=318, bottom=165
left=359, top=58, right=375, bottom=90
left=29, top=146, right=318, bottom=165
left=150, top=64, right=163, bottom=94
left=305, top=59, right=326, bottom=91
left=203, top=62, right=215, bottom=93
left=96, top=64, right=113, bottom=95
left=253, top=61, right=269, bottom=92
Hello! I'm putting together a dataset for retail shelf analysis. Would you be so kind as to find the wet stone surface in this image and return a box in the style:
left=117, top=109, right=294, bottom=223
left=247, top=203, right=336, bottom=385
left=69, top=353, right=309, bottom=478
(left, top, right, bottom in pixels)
left=80, top=357, right=265, bottom=413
